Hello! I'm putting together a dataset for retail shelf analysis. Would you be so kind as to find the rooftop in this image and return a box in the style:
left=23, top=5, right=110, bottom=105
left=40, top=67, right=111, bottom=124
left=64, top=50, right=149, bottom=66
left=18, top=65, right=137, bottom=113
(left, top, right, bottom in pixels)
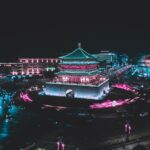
left=56, top=69, right=102, bottom=76
left=59, top=43, right=96, bottom=60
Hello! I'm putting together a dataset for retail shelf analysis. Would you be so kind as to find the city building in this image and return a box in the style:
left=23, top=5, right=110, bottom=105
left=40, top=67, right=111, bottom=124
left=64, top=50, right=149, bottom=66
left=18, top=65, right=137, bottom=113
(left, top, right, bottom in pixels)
left=0, top=63, right=23, bottom=75
left=93, top=50, right=118, bottom=67
left=0, top=58, right=60, bottom=76
left=18, top=58, right=60, bottom=75
left=120, top=54, right=129, bottom=66
left=44, top=44, right=109, bottom=100
left=135, top=55, right=150, bottom=78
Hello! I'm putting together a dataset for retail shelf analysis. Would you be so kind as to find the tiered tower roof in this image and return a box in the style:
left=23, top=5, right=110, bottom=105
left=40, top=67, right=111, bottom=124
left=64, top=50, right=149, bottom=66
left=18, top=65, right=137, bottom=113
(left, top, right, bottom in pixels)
left=59, top=43, right=96, bottom=60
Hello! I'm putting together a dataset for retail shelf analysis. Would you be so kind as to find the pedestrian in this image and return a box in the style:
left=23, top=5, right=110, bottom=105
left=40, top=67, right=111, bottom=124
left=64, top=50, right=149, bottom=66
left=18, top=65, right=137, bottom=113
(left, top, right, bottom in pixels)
left=124, top=121, right=132, bottom=142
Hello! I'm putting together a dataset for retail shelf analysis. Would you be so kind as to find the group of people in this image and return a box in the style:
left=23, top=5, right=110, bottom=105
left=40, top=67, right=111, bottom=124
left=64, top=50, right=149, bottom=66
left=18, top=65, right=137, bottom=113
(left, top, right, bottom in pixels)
left=57, top=136, right=65, bottom=150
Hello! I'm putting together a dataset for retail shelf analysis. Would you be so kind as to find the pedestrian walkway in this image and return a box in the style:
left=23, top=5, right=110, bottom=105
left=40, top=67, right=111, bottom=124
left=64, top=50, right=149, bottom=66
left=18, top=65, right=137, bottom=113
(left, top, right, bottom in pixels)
left=114, top=140, right=149, bottom=150
left=98, top=127, right=150, bottom=149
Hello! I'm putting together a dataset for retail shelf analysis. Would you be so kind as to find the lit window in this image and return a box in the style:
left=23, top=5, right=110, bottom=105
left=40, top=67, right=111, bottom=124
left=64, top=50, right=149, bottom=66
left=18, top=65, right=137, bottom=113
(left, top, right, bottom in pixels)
left=32, top=69, right=34, bottom=74
left=62, top=76, right=68, bottom=82
left=86, top=78, right=89, bottom=82
left=80, top=77, right=89, bottom=83
left=37, top=69, right=40, bottom=74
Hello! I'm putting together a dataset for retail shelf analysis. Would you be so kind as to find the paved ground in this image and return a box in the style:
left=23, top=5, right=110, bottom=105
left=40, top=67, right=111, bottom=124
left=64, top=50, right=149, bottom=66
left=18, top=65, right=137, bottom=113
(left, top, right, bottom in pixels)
left=0, top=71, right=150, bottom=149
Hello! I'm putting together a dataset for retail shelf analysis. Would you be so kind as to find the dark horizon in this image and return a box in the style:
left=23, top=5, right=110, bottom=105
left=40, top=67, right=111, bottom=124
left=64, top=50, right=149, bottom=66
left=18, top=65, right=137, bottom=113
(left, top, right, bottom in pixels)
left=0, top=26, right=150, bottom=62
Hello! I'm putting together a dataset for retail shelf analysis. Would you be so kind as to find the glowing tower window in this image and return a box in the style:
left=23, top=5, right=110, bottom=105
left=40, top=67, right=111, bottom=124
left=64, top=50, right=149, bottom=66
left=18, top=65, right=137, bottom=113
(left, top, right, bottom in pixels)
left=62, top=76, right=68, bottom=82
left=80, top=77, right=89, bottom=83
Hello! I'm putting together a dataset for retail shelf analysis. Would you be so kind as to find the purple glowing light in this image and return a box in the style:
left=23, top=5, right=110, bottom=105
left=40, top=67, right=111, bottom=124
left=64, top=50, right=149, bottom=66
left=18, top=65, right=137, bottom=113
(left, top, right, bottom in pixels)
left=20, top=92, right=32, bottom=102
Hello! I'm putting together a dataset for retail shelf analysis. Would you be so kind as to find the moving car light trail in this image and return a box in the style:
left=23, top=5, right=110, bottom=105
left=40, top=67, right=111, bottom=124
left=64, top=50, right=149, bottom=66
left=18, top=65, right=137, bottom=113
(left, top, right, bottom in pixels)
left=90, top=97, right=139, bottom=109
left=112, top=84, right=135, bottom=92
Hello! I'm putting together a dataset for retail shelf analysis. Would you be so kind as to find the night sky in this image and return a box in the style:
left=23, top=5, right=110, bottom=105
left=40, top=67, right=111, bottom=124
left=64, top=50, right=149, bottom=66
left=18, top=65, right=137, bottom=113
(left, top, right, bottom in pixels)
left=0, top=3, right=150, bottom=62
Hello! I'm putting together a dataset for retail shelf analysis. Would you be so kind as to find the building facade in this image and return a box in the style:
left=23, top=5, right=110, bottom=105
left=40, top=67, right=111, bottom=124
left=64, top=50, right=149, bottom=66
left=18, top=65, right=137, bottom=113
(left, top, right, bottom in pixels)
left=0, top=63, right=23, bottom=75
left=18, top=58, right=60, bottom=75
left=44, top=44, right=109, bottom=100
left=135, top=55, right=150, bottom=78
left=93, top=50, right=118, bottom=66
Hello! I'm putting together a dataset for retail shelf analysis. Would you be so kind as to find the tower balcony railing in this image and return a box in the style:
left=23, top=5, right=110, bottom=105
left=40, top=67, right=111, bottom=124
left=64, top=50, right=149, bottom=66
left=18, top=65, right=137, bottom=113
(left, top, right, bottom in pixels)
left=47, top=78, right=109, bottom=87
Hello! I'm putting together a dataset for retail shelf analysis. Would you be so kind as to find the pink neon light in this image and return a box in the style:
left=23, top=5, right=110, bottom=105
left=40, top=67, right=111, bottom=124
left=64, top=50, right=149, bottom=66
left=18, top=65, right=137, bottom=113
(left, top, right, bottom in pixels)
left=90, top=99, right=131, bottom=109
left=42, top=104, right=67, bottom=111
left=59, top=64, right=97, bottom=70
left=112, top=84, right=134, bottom=92
left=12, top=71, right=18, bottom=75
left=20, top=92, right=32, bottom=102
left=54, top=74, right=105, bottom=85
left=90, top=97, right=139, bottom=110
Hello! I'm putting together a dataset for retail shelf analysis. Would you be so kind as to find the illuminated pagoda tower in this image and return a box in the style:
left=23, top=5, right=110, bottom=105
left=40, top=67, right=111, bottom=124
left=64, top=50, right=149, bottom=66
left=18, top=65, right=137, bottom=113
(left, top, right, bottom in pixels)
left=44, top=43, right=109, bottom=100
